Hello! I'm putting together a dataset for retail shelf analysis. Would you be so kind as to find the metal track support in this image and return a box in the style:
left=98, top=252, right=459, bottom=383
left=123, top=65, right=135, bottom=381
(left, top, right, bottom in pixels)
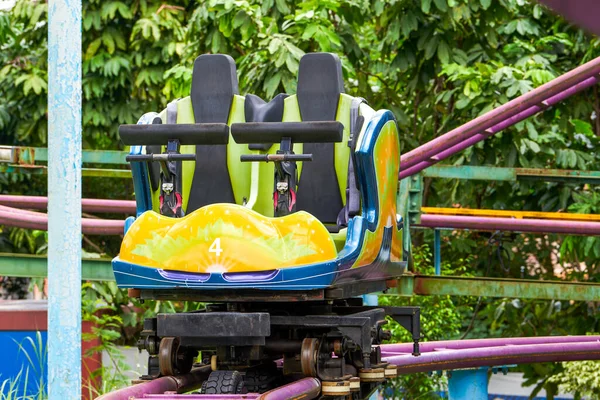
left=47, top=0, right=82, bottom=398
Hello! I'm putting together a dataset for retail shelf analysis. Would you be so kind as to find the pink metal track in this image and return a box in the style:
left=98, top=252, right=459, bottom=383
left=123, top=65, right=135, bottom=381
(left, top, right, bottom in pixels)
left=98, top=336, right=600, bottom=399
left=382, top=336, right=600, bottom=374
left=98, top=377, right=321, bottom=400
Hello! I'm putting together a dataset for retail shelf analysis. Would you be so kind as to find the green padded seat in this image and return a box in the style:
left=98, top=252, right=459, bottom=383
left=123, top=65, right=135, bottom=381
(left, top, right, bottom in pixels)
left=151, top=54, right=250, bottom=214
left=250, top=53, right=377, bottom=250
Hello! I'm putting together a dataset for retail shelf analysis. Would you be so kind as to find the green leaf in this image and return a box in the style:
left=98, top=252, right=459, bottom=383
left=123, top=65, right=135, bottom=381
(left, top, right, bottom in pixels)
left=102, top=31, right=116, bottom=54
left=85, top=38, right=102, bottom=59
left=116, top=1, right=133, bottom=19
left=526, top=121, right=538, bottom=140
left=424, top=35, right=439, bottom=60
left=437, top=40, right=450, bottom=64
left=452, top=49, right=468, bottom=65
left=268, top=37, right=282, bottom=54
left=571, top=119, right=594, bottom=137
left=264, top=71, right=282, bottom=98
left=504, top=20, right=517, bottom=34
left=455, top=97, right=471, bottom=110
left=314, top=30, right=332, bottom=51
left=302, top=23, right=319, bottom=40
left=559, top=186, right=571, bottom=209
left=275, top=0, right=291, bottom=14
left=21, top=75, right=47, bottom=95
left=421, top=0, right=432, bottom=13
left=433, top=0, right=447, bottom=12
left=274, top=49, right=287, bottom=68
left=211, top=31, right=223, bottom=54
left=233, top=11, right=248, bottom=29
left=285, top=54, right=299, bottom=74
left=523, top=138, right=540, bottom=153
left=285, top=42, right=304, bottom=59
left=480, top=0, right=492, bottom=10
left=323, top=27, right=341, bottom=47
left=134, top=18, right=161, bottom=41
left=101, top=1, right=120, bottom=20
left=401, top=11, right=419, bottom=37
left=30, top=3, right=46, bottom=25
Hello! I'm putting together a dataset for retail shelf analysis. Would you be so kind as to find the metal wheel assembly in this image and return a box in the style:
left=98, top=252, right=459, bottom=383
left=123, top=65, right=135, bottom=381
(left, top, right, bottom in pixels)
left=358, top=368, right=386, bottom=382
left=158, top=337, right=193, bottom=376
left=300, top=338, right=320, bottom=377
left=321, top=380, right=351, bottom=396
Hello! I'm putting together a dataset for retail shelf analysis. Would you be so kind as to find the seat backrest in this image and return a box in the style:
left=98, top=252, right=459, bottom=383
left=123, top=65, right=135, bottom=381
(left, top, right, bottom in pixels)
left=148, top=55, right=249, bottom=214
left=294, top=53, right=346, bottom=224
left=185, top=54, right=239, bottom=212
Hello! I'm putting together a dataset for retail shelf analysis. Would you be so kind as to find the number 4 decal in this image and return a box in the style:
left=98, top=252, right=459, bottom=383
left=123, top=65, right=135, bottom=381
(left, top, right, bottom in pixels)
left=209, top=238, right=223, bottom=257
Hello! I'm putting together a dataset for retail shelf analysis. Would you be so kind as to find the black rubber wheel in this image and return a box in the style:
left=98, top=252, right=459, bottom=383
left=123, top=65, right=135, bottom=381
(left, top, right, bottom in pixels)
left=201, top=370, right=244, bottom=394
left=244, top=364, right=280, bottom=393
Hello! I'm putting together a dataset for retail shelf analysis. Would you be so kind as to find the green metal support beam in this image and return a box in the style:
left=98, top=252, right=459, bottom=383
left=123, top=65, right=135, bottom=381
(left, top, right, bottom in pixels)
left=0, top=146, right=127, bottom=165
left=0, top=253, right=115, bottom=281
left=2, top=252, right=597, bottom=300
left=6, top=148, right=600, bottom=184
left=0, top=165, right=130, bottom=178
left=395, top=274, right=600, bottom=301
left=516, top=167, right=600, bottom=184
left=423, top=165, right=517, bottom=181
left=422, top=165, right=600, bottom=184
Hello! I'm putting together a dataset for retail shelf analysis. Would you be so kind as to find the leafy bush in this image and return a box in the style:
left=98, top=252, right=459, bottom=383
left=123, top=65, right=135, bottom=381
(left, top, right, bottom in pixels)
left=548, top=360, right=600, bottom=400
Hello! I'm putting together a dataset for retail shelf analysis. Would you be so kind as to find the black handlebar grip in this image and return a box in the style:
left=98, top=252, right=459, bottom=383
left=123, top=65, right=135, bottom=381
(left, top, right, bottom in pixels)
left=126, top=154, right=197, bottom=162
left=240, top=154, right=269, bottom=162
left=240, top=154, right=313, bottom=162
left=231, top=122, right=344, bottom=144
left=119, top=123, right=229, bottom=146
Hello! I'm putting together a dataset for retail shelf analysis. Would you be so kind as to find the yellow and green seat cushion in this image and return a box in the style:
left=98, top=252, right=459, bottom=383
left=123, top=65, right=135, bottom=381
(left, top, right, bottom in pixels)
left=120, top=203, right=337, bottom=274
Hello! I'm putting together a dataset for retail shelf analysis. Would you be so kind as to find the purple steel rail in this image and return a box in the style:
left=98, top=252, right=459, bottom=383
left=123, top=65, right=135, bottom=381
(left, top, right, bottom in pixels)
left=399, top=56, right=600, bottom=176
left=255, top=378, right=320, bottom=400
left=0, top=194, right=136, bottom=214
left=0, top=204, right=124, bottom=235
left=400, top=75, right=600, bottom=179
left=380, top=335, right=600, bottom=355
left=5, top=200, right=600, bottom=236
left=418, top=214, right=600, bottom=235
left=384, top=340, right=600, bottom=374
left=136, top=396, right=259, bottom=399
left=99, top=377, right=320, bottom=400
left=96, top=367, right=212, bottom=400
left=99, top=338, right=600, bottom=398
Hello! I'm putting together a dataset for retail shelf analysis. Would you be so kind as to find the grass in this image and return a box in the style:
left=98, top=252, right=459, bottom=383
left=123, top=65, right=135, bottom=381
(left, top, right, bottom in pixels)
left=0, top=329, right=140, bottom=399
left=0, top=332, right=47, bottom=400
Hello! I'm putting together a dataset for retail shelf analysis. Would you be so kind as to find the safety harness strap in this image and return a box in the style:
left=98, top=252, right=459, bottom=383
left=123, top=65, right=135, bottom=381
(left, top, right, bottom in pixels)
left=337, top=97, right=366, bottom=227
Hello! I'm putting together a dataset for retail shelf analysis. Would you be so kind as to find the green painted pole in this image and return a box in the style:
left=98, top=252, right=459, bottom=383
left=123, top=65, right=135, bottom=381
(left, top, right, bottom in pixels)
left=434, top=229, right=441, bottom=275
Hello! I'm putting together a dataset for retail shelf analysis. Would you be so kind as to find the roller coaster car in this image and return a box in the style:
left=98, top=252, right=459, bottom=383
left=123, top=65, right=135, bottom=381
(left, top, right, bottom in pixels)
left=114, top=53, right=420, bottom=397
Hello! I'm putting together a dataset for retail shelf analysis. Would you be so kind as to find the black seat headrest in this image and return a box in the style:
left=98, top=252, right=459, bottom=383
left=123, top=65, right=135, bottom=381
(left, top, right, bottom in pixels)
left=245, top=93, right=288, bottom=150
left=245, top=93, right=288, bottom=124
left=297, top=53, right=345, bottom=121
left=191, top=54, right=239, bottom=123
